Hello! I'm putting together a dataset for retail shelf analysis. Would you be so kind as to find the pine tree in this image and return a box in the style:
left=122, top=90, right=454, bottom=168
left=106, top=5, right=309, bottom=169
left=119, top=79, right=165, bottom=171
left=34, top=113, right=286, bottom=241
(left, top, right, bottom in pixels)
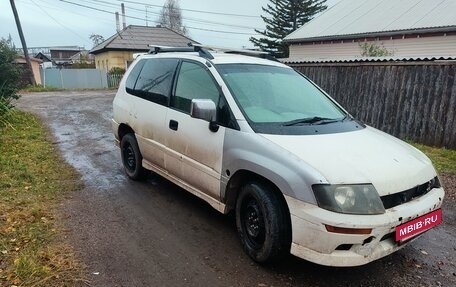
left=250, top=0, right=327, bottom=58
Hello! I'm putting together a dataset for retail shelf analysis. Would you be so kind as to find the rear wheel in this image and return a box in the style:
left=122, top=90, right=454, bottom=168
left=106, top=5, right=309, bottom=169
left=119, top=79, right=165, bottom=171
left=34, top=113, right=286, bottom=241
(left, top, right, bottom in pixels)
left=235, top=182, right=291, bottom=263
left=120, top=133, right=145, bottom=180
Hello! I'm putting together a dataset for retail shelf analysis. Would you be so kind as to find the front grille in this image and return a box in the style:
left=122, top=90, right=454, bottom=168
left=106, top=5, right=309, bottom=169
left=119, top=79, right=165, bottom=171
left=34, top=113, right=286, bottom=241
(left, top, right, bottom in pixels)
left=381, top=177, right=440, bottom=209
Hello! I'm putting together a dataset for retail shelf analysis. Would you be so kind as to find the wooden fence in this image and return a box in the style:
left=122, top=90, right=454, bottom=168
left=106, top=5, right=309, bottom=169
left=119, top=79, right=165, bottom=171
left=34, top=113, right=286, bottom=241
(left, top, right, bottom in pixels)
left=107, top=73, right=123, bottom=88
left=289, top=61, right=456, bottom=149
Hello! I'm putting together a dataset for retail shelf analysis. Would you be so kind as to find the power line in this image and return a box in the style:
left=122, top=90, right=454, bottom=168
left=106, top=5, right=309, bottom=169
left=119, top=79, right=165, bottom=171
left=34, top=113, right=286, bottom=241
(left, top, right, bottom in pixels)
left=82, top=0, right=263, bottom=30
left=114, top=0, right=261, bottom=18
left=29, top=0, right=88, bottom=42
left=56, top=0, right=260, bottom=36
left=31, top=0, right=114, bottom=26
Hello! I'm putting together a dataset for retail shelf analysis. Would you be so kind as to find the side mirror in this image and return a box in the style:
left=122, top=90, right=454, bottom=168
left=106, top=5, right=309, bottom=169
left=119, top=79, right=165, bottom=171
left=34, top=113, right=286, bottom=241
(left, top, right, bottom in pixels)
left=190, top=99, right=219, bottom=132
left=190, top=99, right=216, bottom=122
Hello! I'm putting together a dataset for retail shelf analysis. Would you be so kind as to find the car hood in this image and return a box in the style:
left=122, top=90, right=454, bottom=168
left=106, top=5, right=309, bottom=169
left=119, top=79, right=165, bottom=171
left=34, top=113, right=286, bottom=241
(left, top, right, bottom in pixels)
left=260, top=126, right=436, bottom=196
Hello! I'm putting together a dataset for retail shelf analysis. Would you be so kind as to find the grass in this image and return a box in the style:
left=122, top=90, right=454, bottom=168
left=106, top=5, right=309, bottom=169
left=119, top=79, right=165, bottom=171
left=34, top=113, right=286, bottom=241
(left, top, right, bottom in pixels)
left=412, top=143, right=456, bottom=175
left=0, top=110, right=86, bottom=286
left=19, top=85, right=62, bottom=93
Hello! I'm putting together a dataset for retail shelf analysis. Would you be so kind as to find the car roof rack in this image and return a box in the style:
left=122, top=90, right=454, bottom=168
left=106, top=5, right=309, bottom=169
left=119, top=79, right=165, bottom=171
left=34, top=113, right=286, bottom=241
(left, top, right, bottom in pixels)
left=147, top=43, right=277, bottom=62
left=148, top=44, right=214, bottom=60
left=189, top=43, right=278, bottom=62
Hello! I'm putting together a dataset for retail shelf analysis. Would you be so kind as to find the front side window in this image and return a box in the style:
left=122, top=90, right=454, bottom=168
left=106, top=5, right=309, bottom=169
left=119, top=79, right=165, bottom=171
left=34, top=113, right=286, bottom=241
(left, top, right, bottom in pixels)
left=172, top=61, right=220, bottom=113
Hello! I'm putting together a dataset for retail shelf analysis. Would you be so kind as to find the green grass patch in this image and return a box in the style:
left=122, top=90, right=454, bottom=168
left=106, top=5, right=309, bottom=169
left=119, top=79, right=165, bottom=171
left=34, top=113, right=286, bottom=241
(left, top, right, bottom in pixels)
left=20, top=85, right=62, bottom=93
left=412, top=143, right=456, bottom=175
left=0, top=111, right=86, bottom=286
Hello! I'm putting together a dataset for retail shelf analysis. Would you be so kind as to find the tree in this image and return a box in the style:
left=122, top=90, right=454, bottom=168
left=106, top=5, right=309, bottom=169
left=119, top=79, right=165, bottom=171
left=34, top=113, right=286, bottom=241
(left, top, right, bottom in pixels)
left=90, top=34, right=105, bottom=47
left=158, top=0, right=187, bottom=35
left=251, top=0, right=327, bottom=58
left=359, top=42, right=394, bottom=57
left=0, top=37, right=21, bottom=117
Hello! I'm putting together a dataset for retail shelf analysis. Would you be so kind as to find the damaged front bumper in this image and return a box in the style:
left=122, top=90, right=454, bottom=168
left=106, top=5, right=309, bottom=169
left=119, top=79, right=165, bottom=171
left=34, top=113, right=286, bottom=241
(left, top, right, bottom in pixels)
left=285, top=187, right=444, bottom=267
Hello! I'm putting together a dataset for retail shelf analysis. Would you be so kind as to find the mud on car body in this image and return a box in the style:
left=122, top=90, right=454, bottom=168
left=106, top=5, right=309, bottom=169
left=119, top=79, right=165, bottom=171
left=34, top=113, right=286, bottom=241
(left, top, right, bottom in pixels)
left=112, top=45, right=444, bottom=266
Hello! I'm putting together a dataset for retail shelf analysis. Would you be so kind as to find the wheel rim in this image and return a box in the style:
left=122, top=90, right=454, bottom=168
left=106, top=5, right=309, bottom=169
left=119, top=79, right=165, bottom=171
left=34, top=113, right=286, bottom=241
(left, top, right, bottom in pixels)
left=241, top=196, right=265, bottom=250
left=122, top=143, right=136, bottom=172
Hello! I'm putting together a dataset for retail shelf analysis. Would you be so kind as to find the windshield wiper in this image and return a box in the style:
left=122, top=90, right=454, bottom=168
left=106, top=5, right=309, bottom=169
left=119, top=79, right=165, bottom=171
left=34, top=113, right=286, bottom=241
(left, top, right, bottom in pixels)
left=282, top=116, right=339, bottom=126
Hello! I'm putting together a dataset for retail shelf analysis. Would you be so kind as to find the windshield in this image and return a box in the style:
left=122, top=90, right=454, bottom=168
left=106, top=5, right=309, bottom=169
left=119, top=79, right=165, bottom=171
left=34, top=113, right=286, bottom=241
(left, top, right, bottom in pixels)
left=216, top=64, right=346, bottom=125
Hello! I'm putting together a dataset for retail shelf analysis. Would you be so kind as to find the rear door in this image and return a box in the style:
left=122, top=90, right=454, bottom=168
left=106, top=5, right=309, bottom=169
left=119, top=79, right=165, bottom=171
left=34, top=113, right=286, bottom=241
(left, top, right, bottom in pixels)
left=128, top=57, right=179, bottom=169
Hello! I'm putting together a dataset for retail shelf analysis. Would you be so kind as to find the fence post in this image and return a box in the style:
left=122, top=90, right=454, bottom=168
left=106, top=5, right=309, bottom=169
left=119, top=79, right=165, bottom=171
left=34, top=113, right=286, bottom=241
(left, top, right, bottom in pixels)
left=59, top=69, right=64, bottom=89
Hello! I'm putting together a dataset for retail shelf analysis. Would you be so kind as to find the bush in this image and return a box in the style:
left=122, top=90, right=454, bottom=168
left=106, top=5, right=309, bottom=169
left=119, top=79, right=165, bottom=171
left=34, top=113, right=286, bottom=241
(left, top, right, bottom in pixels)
left=359, top=41, right=394, bottom=57
left=108, top=67, right=126, bottom=75
left=71, top=62, right=96, bottom=69
left=0, top=38, right=21, bottom=117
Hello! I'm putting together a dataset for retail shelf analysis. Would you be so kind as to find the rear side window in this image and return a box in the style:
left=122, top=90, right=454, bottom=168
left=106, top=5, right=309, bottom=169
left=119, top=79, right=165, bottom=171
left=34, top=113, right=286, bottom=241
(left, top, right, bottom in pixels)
left=125, top=59, right=145, bottom=94
left=126, top=58, right=178, bottom=105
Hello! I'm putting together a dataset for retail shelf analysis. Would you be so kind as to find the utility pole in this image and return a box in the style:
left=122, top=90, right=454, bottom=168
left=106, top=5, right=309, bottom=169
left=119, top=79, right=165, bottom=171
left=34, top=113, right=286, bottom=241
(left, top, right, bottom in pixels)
left=10, top=0, right=36, bottom=85
left=145, top=6, right=148, bottom=27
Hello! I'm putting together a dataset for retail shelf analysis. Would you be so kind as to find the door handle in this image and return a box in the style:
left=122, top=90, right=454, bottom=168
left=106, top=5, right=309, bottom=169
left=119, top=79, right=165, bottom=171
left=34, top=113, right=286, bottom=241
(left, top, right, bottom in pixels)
left=169, top=120, right=178, bottom=131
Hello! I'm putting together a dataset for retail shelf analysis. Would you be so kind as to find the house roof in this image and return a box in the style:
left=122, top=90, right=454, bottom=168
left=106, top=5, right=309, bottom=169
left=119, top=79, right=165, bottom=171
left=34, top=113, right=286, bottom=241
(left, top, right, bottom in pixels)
left=284, top=0, right=456, bottom=42
left=282, top=55, right=456, bottom=64
left=90, top=25, right=199, bottom=55
left=16, top=55, right=43, bottom=64
left=34, top=52, right=51, bottom=62
left=49, top=46, right=82, bottom=52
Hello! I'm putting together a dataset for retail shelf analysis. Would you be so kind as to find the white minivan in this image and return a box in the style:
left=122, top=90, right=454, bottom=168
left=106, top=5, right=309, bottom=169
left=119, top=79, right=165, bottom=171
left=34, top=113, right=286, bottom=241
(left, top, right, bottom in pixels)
left=112, top=45, right=444, bottom=266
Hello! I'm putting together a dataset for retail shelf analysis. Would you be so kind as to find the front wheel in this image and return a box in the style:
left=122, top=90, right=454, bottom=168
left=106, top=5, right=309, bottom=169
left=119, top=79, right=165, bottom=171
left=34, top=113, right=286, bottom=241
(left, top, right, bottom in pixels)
left=120, top=133, right=145, bottom=180
left=235, top=182, right=291, bottom=263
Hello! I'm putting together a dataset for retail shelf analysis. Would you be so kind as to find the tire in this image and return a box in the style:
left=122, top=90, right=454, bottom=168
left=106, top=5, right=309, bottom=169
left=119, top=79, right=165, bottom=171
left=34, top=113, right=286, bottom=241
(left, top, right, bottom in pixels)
left=235, top=182, right=291, bottom=263
left=120, top=133, right=146, bottom=180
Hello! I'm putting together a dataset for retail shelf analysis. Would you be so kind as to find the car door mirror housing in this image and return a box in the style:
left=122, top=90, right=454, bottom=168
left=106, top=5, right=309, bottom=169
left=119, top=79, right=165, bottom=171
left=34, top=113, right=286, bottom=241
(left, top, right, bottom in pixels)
left=190, top=99, right=217, bottom=122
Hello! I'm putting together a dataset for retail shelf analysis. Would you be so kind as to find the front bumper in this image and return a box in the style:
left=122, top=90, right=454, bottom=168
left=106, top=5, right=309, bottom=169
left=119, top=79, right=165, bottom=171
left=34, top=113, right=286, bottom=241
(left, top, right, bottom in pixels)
left=285, top=187, right=444, bottom=266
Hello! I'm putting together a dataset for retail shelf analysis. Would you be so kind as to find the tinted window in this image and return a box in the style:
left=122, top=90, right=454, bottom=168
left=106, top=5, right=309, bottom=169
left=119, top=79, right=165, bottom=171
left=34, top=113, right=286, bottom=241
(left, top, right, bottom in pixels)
left=172, top=61, right=220, bottom=113
left=125, top=59, right=145, bottom=93
left=130, top=58, right=178, bottom=105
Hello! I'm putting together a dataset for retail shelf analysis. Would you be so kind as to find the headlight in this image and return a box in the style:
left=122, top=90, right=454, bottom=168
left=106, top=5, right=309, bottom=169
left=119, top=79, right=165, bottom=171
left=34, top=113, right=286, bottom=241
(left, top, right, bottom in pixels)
left=312, top=184, right=385, bottom=215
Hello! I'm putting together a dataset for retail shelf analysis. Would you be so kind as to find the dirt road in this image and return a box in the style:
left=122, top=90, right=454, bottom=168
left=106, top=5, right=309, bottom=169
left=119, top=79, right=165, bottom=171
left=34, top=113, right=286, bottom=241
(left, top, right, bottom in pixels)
left=17, top=91, right=456, bottom=287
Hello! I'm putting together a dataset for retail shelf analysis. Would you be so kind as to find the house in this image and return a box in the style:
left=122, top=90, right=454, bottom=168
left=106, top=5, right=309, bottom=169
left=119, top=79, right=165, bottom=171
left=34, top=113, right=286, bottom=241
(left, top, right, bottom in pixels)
left=69, top=51, right=95, bottom=64
left=50, top=46, right=84, bottom=66
left=34, top=52, right=51, bottom=63
left=16, top=55, right=42, bottom=85
left=284, top=0, right=456, bottom=60
left=89, top=25, right=199, bottom=71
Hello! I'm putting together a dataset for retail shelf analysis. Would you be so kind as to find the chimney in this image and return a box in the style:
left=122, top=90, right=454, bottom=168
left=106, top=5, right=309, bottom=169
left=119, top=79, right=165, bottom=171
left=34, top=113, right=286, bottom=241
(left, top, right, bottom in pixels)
left=121, top=3, right=126, bottom=29
left=115, top=12, right=120, bottom=32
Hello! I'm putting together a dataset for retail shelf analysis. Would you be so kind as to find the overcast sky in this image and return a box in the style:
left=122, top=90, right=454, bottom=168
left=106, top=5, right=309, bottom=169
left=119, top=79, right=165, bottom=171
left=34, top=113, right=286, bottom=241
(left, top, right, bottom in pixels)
left=1, top=0, right=339, bottom=50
